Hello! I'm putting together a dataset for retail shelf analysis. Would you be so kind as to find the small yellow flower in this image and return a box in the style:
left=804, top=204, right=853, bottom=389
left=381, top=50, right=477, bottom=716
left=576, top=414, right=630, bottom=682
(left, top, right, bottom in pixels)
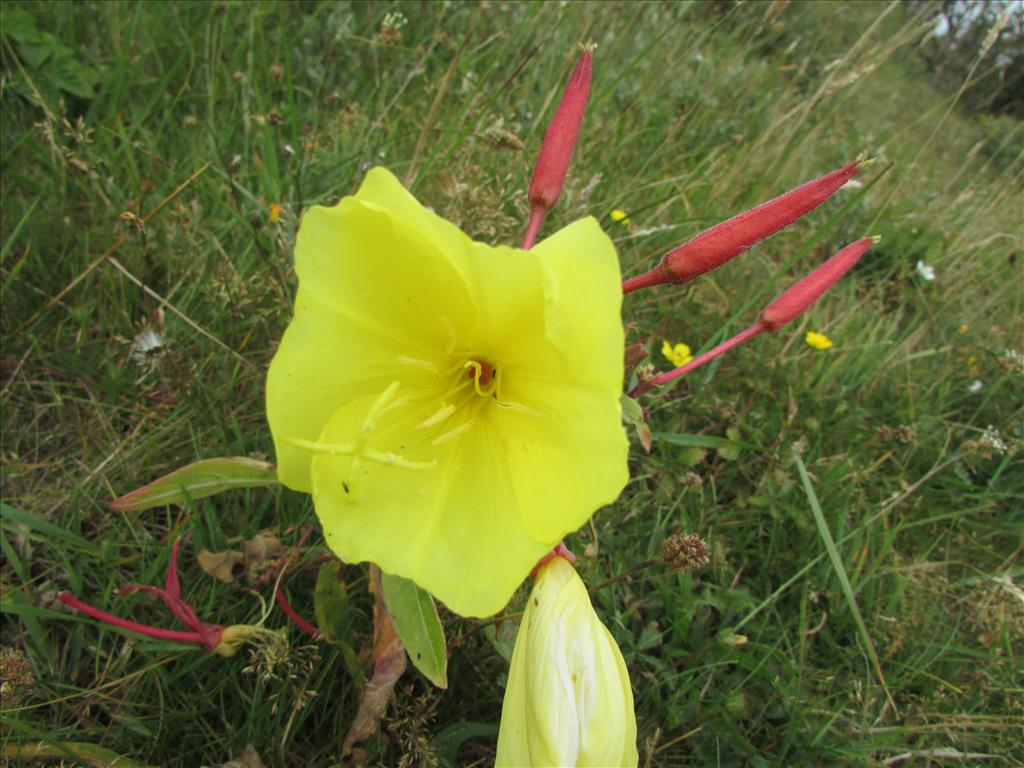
left=661, top=340, right=693, bottom=367
left=269, top=203, right=284, bottom=224
left=958, top=323, right=969, bottom=335
left=805, top=331, right=833, bottom=351
left=496, top=557, right=638, bottom=767
left=610, top=208, right=629, bottom=223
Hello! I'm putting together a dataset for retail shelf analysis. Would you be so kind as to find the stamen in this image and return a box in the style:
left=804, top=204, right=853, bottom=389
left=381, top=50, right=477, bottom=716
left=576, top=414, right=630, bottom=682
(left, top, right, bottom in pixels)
left=416, top=402, right=456, bottom=429
left=441, top=316, right=458, bottom=355
left=398, top=356, right=440, bottom=376
left=432, top=419, right=476, bottom=446
left=283, top=436, right=358, bottom=456
left=361, top=382, right=401, bottom=441
left=282, top=437, right=435, bottom=471
left=495, top=398, right=544, bottom=417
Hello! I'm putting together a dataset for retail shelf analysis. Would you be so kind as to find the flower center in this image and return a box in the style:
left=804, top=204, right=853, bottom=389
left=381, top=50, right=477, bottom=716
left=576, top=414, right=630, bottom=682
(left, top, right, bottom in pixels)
left=464, top=358, right=499, bottom=398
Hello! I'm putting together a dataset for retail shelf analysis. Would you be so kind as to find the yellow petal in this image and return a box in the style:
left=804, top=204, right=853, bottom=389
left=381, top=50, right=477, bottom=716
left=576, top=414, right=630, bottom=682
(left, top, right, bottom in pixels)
left=309, top=391, right=550, bottom=618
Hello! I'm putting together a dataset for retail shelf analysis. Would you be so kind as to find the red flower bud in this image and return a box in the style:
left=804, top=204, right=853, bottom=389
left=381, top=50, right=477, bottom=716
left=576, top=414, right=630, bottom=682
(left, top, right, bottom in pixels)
left=622, top=160, right=865, bottom=293
left=759, top=237, right=874, bottom=330
left=522, top=48, right=593, bottom=249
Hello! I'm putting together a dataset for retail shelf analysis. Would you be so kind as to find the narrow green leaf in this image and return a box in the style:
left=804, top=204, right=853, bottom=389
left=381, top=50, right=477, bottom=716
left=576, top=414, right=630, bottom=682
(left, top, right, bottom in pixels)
left=380, top=572, right=447, bottom=689
left=793, top=450, right=896, bottom=714
left=0, top=503, right=99, bottom=555
left=108, top=457, right=278, bottom=512
left=652, top=431, right=759, bottom=451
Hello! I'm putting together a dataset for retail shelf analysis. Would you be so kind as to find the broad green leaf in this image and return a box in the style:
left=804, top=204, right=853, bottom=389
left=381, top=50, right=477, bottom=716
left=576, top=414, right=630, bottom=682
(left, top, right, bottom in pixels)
left=380, top=572, right=447, bottom=689
left=108, top=457, right=278, bottom=512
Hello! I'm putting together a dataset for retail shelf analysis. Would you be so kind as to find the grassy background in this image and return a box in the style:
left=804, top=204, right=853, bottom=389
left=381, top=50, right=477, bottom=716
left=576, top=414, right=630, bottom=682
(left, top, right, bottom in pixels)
left=2, top=1, right=1021, bottom=766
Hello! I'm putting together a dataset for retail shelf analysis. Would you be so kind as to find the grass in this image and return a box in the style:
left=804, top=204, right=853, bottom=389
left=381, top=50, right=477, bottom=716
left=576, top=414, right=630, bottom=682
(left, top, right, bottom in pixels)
left=2, top=1, right=1022, bottom=765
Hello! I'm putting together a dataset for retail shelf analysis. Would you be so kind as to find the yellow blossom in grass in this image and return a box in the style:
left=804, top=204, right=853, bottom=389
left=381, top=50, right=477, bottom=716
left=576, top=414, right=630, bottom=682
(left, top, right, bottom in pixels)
left=269, top=203, right=283, bottom=224
left=266, top=168, right=628, bottom=618
left=661, top=340, right=693, bottom=367
left=610, top=208, right=629, bottom=223
left=804, top=331, right=833, bottom=351
left=496, top=557, right=638, bottom=767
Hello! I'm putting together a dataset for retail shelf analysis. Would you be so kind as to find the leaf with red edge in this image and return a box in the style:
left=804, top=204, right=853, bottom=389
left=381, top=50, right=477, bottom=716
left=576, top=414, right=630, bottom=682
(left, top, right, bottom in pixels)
left=109, top=457, right=278, bottom=512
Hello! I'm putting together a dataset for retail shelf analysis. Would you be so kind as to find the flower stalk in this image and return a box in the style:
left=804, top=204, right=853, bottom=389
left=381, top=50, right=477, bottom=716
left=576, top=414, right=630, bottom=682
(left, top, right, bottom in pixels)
left=58, top=538, right=263, bottom=656
left=631, top=237, right=875, bottom=396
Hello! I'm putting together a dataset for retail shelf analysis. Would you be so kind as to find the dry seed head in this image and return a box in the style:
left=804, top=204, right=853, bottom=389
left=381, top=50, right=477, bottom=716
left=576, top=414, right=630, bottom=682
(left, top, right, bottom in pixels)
left=660, top=534, right=710, bottom=573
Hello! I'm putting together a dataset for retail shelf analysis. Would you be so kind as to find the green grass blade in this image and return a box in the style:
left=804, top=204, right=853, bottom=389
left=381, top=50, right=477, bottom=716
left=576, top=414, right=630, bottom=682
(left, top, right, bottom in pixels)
left=793, top=450, right=896, bottom=714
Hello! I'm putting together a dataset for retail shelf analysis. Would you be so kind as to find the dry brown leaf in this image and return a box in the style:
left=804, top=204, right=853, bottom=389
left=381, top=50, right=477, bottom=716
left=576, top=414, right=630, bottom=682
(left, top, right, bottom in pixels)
left=196, top=549, right=246, bottom=583
left=342, top=565, right=408, bottom=757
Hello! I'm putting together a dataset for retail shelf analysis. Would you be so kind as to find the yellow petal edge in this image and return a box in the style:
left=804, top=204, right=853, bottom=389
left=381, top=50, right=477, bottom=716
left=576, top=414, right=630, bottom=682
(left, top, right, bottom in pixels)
left=266, top=168, right=629, bottom=617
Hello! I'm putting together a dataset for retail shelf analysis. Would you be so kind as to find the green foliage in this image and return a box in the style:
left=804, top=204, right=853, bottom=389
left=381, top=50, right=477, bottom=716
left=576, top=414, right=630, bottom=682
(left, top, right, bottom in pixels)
left=1, top=8, right=100, bottom=101
left=1, top=1, right=1021, bottom=766
left=381, top=572, right=448, bottom=690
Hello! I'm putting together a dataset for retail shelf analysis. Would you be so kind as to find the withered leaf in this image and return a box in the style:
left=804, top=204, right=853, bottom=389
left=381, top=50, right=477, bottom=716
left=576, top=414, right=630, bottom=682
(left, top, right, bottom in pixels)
left=196, top=549, right=246, bottom=583
left=341, top=565, right=407, bottom=757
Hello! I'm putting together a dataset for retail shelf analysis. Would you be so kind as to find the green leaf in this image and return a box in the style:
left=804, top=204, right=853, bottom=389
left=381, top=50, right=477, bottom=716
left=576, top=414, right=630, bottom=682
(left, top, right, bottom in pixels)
left=619, top=393, right=644, bottom=427
left=483, top=617, right=518, bottom=663
left=108, top=457, right=278, bottom=512
left=313, top=560, right=350, bottom=645
left=49, top=47, right=99, bottom=99
left=313, top=560, right=362, bottom=681
left=0, top=503, right=100, bottom=556
left=0, top=9, right=45, bottom=45
left=433, top=721, right=498, bottom=767
left=1, top=740, right=159, bottom=768
left=380, top=572, right=448, bottom=689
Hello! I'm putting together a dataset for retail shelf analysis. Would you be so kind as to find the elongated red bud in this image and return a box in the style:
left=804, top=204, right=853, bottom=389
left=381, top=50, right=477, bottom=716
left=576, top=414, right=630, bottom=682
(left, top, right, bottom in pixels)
left=622, top=160, right=866, bottom=293
left=631, top=237, right=875, bottom=396
left=760, top=237, right=874, bottom=330
left=522, top=48, right=593, bottom=249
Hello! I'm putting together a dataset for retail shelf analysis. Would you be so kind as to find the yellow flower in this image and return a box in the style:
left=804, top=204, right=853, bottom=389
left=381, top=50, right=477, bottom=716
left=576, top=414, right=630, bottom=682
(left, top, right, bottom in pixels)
left=610, top=209, right=629, bottom=223
left=804, top=331, right=833, bottom=351
left=661, top=340, right=693, bottom=367
left=496, top=557, right=638, bottom=767
left=266, top=168, right=628, bottom=618
left=269, top=202, right=284, bottom=224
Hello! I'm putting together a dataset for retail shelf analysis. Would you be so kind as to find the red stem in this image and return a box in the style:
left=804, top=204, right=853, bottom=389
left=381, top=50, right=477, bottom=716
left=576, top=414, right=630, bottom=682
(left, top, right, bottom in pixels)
left=630, top=323, right=764, bottom=397
left=622, top=266, right=668, bottom=295
left=57, top=592, right=207, bottom=645
left=275, top=586, right=320, bottom=639
left=521, top=205, right=545, bottom=250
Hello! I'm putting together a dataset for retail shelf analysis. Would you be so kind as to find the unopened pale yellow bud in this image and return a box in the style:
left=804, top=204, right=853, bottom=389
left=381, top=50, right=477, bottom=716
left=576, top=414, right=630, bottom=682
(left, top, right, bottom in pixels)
left=496, top=557, right=638, bottom=767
